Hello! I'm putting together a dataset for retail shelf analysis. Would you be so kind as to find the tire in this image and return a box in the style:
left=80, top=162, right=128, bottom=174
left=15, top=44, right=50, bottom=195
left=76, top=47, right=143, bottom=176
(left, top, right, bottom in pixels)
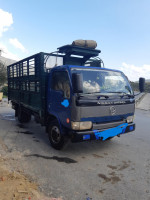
left=34, top=115, right=40, bottom=123
left=15, top=108, right=18, bottom=117
left=48, top=120, right=64, bottom=150
left=25, top=114, right=31, bottom=123
left=18, top=106, right=31, bottom=123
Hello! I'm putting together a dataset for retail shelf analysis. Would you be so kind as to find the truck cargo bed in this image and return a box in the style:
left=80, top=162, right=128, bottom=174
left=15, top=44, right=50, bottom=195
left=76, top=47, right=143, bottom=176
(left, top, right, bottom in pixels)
left=7, top=52, right=49, bottom=121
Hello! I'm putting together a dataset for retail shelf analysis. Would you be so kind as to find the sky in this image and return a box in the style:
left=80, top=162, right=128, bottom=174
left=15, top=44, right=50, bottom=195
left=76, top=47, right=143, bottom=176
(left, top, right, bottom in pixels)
left=0, top=0, right=150, bottom=81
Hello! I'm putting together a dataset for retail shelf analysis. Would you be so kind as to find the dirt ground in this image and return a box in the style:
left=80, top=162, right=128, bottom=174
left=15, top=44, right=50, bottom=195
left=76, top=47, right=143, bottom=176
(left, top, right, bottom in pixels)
left=0, top=156, right=38, bottom=200
left=0, top=155, right=62, bottom=200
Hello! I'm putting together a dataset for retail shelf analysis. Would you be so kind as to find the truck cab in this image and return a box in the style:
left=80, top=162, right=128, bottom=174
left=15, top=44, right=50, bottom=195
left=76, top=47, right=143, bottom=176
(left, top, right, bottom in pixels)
left=47, top=65, right=135, bottom=148
left=45, top=42, right=136, bottom=149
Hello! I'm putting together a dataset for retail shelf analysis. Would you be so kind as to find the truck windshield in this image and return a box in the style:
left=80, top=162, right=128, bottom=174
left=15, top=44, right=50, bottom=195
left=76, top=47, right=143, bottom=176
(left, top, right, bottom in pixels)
left=71, top=68, right=133, bottom=95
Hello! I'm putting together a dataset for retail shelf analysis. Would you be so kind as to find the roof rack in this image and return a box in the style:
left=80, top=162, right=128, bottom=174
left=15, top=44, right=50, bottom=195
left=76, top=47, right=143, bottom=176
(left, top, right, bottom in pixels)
left=58, top=45, right=100, bottom=58
left=56, top=45, right=102, bottom=66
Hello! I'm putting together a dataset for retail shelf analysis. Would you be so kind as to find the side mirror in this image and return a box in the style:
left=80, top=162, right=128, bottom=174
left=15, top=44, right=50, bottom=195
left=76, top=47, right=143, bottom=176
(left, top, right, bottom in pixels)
left=139, top=77, right=145, bottom=92
left=72, top=73, right=83, bottom=93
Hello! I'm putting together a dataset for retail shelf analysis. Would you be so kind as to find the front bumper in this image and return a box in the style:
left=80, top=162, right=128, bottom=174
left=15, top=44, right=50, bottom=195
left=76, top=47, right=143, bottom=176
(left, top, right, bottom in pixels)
left=71, top=122, right=135, bottom=142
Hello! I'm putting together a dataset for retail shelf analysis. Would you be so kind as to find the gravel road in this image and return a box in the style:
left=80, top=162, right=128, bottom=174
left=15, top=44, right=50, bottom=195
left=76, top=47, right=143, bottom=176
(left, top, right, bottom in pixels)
left=0, top=99, right=150, bottom=200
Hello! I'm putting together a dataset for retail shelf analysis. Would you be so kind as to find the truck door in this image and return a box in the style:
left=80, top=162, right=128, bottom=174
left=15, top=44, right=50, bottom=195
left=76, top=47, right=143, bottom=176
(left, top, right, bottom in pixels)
left=49, top=70, right=71, bottom=128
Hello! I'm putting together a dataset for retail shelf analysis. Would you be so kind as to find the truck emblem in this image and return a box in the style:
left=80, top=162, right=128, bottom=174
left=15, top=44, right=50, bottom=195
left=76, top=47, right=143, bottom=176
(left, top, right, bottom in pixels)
left=110, top=106, right=116, bottom=115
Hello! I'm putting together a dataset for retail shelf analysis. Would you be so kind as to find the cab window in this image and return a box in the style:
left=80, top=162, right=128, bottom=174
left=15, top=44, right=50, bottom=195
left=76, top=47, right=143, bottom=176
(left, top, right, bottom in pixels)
left=52, top=71, right=70, bottom=99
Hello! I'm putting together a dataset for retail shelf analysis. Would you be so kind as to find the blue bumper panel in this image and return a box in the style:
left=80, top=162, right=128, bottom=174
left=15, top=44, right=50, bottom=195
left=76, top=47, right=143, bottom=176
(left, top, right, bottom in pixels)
left=93, top=123, right=128, bottom=141
left=83, top=134, right=91, bottom=140
left=71, top=123, right=135, bottom=143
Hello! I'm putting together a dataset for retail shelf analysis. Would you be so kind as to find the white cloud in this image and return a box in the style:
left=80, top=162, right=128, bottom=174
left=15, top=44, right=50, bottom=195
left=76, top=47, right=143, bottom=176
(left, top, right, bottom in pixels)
left=83, top=81, right=100, bottom=93
left=9, top=38, right=27, bottom=52
left=0, top=8, right=13, bottom=37
left=0, top=42, right=20, bottom=61
left=0, top=9, right=23, bottom=61
left=117, top=62, right=150, bottom=81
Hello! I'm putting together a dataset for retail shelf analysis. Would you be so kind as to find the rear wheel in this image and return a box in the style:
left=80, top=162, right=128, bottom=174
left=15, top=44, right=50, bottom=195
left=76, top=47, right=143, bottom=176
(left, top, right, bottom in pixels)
left=17, top=106, right=31, bottom=123
left=48, top=120, right=64, bottom=150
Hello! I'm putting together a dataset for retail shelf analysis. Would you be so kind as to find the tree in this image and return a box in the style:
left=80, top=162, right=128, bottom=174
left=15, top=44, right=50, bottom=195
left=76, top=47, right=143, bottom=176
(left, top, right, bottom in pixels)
left=0, top=60, right=7, bottom=86
left=130, top=81, right=150, bottom=93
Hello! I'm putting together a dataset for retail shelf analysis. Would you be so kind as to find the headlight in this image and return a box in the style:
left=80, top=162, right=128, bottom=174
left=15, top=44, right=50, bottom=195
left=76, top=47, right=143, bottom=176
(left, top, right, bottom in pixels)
left=126, top=115, right=134, bottom=123
left=71, top=121, right=92, bottom=130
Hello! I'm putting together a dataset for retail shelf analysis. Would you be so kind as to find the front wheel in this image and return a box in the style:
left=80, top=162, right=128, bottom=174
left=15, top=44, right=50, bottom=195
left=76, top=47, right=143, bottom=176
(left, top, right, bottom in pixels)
left=48, top=120, right=64, bottom=150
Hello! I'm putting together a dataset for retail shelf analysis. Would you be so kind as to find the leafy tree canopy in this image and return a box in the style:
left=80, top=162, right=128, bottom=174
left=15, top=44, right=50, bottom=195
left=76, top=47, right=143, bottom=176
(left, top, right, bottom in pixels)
left=0, top=61, right=7, bottom=86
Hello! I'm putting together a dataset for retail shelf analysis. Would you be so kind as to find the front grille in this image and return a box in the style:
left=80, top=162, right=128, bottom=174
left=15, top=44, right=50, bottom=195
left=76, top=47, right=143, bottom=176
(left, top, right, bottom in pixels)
left=92, top=120, right=126, bottom=130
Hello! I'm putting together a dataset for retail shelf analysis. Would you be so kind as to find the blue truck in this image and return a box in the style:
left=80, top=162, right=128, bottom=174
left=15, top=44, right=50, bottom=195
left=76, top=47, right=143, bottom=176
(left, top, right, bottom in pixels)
left=7, top=40, right=145, bottom=149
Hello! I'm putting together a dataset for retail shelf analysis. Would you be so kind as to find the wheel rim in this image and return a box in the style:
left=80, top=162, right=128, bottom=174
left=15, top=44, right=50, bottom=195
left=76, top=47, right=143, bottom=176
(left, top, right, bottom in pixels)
left=51, top=126, right=61, bottom=144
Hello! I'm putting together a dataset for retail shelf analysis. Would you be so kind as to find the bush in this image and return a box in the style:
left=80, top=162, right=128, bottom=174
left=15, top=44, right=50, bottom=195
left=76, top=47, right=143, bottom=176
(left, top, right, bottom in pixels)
left=130, top=81, right=150, bottom=93
left=1, top=86, right=8, bottom=96
left=0, top=61, right=7, bottom=86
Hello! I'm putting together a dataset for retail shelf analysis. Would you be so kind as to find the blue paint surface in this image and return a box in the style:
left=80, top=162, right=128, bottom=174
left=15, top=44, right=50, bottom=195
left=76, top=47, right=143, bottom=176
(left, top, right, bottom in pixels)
left=61, top=99, right=69, bottom=107
left=83, top=134, right=90, bottom=140
left=94, top=123, right=128, bottom=141
left=129, top=125, right=134, bottom=131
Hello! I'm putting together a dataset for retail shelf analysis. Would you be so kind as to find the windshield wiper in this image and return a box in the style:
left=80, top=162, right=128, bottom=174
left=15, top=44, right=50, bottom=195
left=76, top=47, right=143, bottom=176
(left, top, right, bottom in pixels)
left=106, top=92, right=134, bottom=98
left=78, top=93, right=110, bottom=99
